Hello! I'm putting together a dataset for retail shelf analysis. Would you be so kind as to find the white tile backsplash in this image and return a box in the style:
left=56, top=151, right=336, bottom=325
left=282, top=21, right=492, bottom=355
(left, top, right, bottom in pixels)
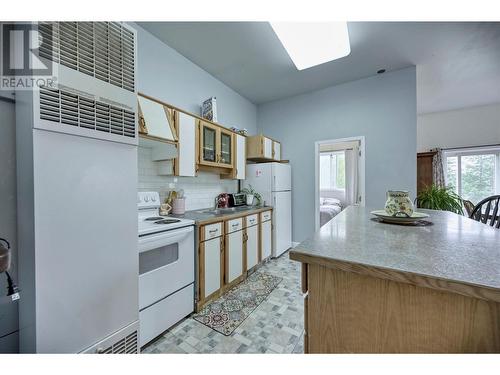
left=138, top=146, right=238, bottom=211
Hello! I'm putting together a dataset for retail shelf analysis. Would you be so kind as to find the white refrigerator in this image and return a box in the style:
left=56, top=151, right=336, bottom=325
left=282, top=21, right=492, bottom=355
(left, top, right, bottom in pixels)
left=244, top=163, right=292, bottom=258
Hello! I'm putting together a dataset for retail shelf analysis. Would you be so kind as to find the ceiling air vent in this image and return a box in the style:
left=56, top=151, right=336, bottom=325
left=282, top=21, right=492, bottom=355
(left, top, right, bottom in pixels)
left=40, top=88, right=136, bottom=138
left=99, top=331, right=138, bottom=354
left=39, top=22, right=135, bottom=92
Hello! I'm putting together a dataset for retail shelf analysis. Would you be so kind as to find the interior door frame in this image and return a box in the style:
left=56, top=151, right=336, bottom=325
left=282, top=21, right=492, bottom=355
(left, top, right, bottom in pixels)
left=314, top=136, right=366, bottom=231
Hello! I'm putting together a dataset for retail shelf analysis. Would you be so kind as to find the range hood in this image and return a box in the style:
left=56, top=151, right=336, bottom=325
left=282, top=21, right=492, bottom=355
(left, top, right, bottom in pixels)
left=138, top=94, right=178, bottom=160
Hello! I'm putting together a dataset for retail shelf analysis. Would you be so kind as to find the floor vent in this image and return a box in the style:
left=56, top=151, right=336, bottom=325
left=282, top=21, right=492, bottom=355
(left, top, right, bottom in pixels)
left=39, top=22, right=135, bottom=92
left=40, top=87, right=136, bottom=138
left=100, top=331, right=138, bottom=354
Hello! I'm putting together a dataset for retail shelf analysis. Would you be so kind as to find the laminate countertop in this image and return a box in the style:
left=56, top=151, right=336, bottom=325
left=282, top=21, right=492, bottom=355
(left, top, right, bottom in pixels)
left=170, top=205, right=272, bottom=225
left=289, top=206, right=500, bottom=302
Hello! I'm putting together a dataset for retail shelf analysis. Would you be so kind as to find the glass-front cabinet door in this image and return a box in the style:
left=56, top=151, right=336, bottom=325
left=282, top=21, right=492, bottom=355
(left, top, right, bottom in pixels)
left=200, top=122, right=218, bottom=165
left=219, top=129, right=233, bottom=166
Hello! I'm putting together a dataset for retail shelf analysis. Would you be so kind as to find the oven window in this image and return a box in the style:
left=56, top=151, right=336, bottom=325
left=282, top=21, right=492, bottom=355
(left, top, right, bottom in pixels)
left=139, top=243, right=179, bottom=275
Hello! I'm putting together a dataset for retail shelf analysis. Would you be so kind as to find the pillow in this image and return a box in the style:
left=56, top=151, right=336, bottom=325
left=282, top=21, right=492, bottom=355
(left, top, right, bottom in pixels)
left=322, top=198, right=342, bottom=206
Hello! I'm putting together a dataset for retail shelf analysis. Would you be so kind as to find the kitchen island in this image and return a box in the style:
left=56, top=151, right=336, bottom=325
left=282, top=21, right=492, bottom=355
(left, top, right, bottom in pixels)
left=289, top=206, right=500, bottom=353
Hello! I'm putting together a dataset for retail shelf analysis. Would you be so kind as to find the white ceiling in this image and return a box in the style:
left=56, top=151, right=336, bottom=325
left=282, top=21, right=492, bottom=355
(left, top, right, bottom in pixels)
left=139, top=22, right=500, bottom=114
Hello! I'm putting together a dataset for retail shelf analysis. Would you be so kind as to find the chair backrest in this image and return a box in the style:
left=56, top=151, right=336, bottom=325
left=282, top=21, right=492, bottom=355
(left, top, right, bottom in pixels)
left=463, top=200, right=475, bottom=217
left=469, top=195, right=500, bottom=228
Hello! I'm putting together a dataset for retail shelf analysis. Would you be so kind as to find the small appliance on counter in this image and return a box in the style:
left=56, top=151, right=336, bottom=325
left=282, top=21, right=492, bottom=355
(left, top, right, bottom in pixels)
left=137, top=192, right=195, bottom=347
left=229, top=193, right=246, bottom=207
left=216, top=193, right=230, bottom=208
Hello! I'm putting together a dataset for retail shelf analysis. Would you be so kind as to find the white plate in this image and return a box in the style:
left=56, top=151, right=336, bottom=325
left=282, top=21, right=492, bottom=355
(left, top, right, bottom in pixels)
left=370, top=210, right=429, bottom=224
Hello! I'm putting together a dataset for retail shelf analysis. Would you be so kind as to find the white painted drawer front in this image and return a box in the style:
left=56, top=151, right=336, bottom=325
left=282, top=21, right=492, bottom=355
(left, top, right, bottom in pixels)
left=261, top=220, right=272, bottom=260
left=139, top=284, right=193, bottom=347
left=226, top=231, right=243, bottom=283
left=246, top=224, right=259, bottom=270
left=203, top=222, right=222, bottom=240
left=261, top=210, right=272, bottom=222
left=246, top=214, right=258, bottom=227
left=203, top=237, right=221, bottom=298
left=226, top=218, right=243, bottom=234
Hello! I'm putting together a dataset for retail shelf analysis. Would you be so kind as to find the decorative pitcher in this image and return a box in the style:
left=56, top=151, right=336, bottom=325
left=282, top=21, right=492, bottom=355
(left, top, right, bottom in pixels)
left=384, top=190, right=414, bottom=217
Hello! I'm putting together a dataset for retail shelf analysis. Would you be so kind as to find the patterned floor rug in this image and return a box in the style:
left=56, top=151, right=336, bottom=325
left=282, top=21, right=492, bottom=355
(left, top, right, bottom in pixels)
left=193, top=271, right=282, bottom=336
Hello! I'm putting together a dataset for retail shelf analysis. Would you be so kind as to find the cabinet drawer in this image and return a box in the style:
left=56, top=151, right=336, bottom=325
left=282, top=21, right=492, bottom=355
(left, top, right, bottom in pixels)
left=202, top=222, right=222, bottom=241
left=245, top=214, right=258, bottom=227
left=226, top=218, right=243, bottom=234
left=261, top=210, right=272, bottom=222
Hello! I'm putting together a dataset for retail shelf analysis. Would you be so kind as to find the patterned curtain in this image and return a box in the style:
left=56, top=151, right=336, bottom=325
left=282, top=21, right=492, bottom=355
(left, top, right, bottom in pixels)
left=432, top=148, right=446, bottom=188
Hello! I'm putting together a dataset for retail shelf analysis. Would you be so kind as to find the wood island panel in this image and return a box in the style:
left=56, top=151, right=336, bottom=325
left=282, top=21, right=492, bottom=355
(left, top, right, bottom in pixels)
left=306, top=264, right=500, bottom=353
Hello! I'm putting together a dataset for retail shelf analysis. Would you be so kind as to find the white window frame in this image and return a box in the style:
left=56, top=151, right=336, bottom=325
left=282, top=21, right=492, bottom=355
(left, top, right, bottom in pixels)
left=319, top=150, right=345, bottom=191
left=444, top=146, right=500, bottom=201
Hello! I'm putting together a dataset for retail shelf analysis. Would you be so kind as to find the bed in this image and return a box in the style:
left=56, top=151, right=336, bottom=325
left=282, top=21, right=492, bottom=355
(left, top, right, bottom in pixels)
left=320, top=198, right=343, bottom=227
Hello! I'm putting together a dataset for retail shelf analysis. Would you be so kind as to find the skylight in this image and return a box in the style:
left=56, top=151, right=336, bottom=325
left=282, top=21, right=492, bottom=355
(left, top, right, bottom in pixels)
left=270, top=22, right=351, bottom=70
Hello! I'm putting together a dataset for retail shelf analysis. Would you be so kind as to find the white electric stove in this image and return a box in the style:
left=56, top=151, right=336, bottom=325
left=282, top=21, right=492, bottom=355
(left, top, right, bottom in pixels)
left=137, top=192, right=195, bottom=347
left=138, top=192, right=194, bottom=235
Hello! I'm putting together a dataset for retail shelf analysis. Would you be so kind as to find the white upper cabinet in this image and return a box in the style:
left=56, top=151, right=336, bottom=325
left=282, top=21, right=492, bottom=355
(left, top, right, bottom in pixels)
left=263, top=137, right=273, bottom=159
left=138, top=95, right=177, bottom=142
left=273, top=141, right=281, bottom=161
left=247, top=135, right=281, bottom=162
left=176, top=111, right=197, bottom=177
left=235, top=134, right=246, bottom=180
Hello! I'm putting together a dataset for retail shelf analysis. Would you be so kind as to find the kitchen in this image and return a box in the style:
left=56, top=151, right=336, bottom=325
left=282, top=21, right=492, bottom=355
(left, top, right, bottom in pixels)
left=136, top=92, right=292, bottom=349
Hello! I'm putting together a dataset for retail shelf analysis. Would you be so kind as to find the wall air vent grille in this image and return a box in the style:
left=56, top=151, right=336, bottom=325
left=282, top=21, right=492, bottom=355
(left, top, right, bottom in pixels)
left=39, top=22, right=135, bottom=92
left=100, top=331, right=138, bottom=354
left=39, top=88, right=136, bottom=138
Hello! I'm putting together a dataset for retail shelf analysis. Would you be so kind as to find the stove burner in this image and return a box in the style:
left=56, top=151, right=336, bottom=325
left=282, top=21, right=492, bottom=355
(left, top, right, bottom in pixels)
left=144, top=217, right=165, bottom=221
left=154, top=219, right=181, bottom=225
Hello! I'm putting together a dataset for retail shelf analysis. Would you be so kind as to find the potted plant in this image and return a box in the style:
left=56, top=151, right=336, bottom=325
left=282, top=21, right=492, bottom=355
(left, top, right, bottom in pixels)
left=415, top=185, right=464, bottom=215
left=241, top=185, right=262, bottom=206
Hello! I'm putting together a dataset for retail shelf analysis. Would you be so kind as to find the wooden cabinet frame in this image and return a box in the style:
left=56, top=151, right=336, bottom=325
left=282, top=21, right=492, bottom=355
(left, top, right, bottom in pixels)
left=247, top=134, right=281, bottom=162
left=196, top=208, right=273, bottom=311
left=198, top=120, right=222, bottom=168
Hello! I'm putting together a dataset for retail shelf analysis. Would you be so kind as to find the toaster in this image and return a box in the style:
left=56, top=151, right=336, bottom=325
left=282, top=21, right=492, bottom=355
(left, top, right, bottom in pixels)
left=229, top=193, right=246, bottom=207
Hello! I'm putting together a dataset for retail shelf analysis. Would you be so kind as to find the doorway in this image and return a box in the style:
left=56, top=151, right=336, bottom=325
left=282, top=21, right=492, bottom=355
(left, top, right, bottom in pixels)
left=314, top=136, right=365, bottom=230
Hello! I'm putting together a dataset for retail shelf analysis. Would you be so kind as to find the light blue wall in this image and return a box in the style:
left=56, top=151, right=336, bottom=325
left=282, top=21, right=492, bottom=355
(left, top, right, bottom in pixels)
left=133, top=23, right=257, bottom=135
left=0, top=98, right=18, bottom=353
left=258, top=67, right=417, bottom=242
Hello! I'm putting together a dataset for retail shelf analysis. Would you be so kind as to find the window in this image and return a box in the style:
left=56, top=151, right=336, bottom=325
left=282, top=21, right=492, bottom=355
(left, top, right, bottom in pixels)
left=444, top=147, right=500, bottom=204
left=320, top=151, right=345, bottom=190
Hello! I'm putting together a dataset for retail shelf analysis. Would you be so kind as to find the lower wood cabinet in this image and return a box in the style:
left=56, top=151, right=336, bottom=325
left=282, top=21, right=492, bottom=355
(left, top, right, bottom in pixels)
left=225, top=229, right=244, bottom=285
left=197, top=209, right=273, bottom=311
left=260, top=214, right=272, bottom=260
left=198, top=222, right=223, bottom=308
left=246, top=216, right=259, bottom=270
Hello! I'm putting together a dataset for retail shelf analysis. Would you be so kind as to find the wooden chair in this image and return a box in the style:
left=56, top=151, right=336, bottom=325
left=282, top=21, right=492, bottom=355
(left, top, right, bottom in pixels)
left=469, top=195, right=500, bottom=228
left=463, top=200, right=475, bottom=217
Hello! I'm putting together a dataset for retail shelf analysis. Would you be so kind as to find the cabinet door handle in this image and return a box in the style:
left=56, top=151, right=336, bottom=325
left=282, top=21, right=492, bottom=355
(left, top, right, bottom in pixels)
left=220, top=236, right=224, bottom=252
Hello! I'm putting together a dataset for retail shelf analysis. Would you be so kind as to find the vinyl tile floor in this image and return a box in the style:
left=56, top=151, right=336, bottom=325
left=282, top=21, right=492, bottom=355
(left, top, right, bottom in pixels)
left=141, top=251, right=305, bottom=354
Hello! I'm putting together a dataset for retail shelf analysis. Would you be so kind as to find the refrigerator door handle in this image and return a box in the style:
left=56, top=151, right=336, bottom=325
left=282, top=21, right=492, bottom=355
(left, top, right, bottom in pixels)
left=273, top=175, right=276, bottom=190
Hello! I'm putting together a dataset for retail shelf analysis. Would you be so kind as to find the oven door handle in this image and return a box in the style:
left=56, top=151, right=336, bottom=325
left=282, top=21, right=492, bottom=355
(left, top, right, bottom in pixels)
left=139, top=226, right=193, bottom=253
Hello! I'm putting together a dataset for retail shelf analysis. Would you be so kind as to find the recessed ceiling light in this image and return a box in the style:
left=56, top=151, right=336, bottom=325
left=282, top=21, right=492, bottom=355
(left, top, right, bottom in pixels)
left=270, top=22, right=351, bottom=71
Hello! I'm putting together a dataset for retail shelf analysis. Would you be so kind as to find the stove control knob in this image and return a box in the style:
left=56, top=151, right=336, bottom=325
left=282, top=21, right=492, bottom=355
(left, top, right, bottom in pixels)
left=151, top=196, right=157, bottom=202
left=144, top=196, right=150, bottom=202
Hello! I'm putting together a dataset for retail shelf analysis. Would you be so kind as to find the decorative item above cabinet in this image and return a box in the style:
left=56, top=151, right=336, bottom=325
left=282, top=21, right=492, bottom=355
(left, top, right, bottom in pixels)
left=246, top=134, right=281, bottom=162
